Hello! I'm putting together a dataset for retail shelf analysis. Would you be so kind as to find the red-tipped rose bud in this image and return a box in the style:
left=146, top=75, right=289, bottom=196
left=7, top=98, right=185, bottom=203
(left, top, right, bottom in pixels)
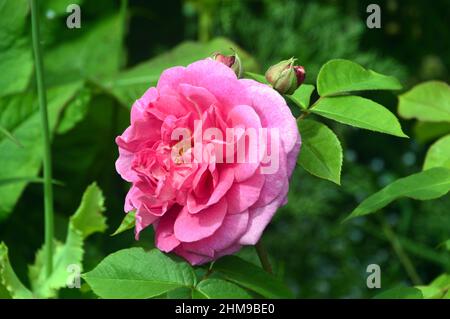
left=293, top=65, right=306, bottom=86
left=265, top=58, right=306, bottom=95
left=212, top=51, right=243, bottom=78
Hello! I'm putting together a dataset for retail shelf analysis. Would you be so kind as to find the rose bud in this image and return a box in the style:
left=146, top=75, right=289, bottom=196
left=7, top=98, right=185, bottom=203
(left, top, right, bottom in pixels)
left=265, top=58, right=305, bottom=95
left=293, top=65, right=306, bottom=86
left=212, top=51, right=243, bottom=78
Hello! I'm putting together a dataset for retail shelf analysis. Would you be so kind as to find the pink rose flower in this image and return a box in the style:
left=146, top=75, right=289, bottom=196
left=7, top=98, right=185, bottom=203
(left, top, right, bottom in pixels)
left=115, top=58, right=301, bottom=265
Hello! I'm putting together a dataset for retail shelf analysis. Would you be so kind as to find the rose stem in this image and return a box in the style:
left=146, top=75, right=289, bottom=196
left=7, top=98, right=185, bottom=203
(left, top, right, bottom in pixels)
left=30, top=0, right=54, bottom=277
left=255, top=241, right=273, bottom=274
left=382, top=221, right=423, bottom=285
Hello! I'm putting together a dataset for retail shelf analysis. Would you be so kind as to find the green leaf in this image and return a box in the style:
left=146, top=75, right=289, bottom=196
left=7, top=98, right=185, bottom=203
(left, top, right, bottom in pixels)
left=346, top=167, right=450, bottom=220
left=0, top=177, right=63, bottom=187
left=423, top=135, right=450, bottom=170
left=0, top=0, right=33, bottom=97
left=0, top=8, right=127, bottom=219
left=111, top=211, right=135, bottom=236
left=244, top=72, right=269, bottom=85
left=28, top=238, right=82, bottom=298
left=398, top=81, right=450, bottom=123
left=70, top=182, right=107, bottom=238
left=213, top=255, right=293, bottom=299
left=97, top=38, right=258, bottom=106
left=166, top=287, right=193, bottom=299
left=414, top=286, right=444, bottom=299
left=0, top=125, right=22, bottom=147
left=373, top=286, right=423, bottom=299
left=0, top=282, right=11, bottom=299
left=429, top=274, right=450, bottom=298
left=44, top=14, right=125, bottom=87
left=312, top=96, right=408, bottom=137
left=408, top=274, right=450, bottom=299
left=297, top=119, right=342, bottom=184
left=0, top=82, right=83, bottom=220
left=287, top=84, right=315, bottom=109
left=83, top=248, right=196, bottom=299
left=317, top=59, right=402, bottom=97
left=43, top=0, right=83, bottom=16
left=193, top=278, right=252, bottom=299
left=413, top=121, right=450, bottom=144
left=430, top=274, right=450, bottom=290
left=56, top=87, right=91, bottom=134
left=0, top=242, right=33, bottom=299
left=441, top=240, right=450, bottom=251
left=28, top=183, right=106, bottom=298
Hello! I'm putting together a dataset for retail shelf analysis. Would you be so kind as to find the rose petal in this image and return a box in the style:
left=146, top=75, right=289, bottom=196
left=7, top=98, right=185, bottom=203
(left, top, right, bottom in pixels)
left=158, top=59, right=249, bottom=112
left=254, top=142, right=288, bottom=207
left=182, top=210, right=249, bottom=257
left=135, top=203, right=160, bottom=240
left=241, top=79, right=299, bottom=154
left=227, top=173, right=265, bottom=214
left=239, top=180, right=289, bottom=245
left=178, top=83, right=219, bottom=115
left=187, top=167, right=234, bottom=213
left=174, top=198, right=227, bottom=242
left=132, top=87, right=158, bottom=123
left=286, top=134, right=301, bottom=177
left=227, top=104, right=265, bottom=182
left=154, top=206, right=182, bottom=252
left=116, top=147, right=137, bottom=182
left=173, top=247, right=210, bottom=265
left=115, top=116, right=162, bottom=152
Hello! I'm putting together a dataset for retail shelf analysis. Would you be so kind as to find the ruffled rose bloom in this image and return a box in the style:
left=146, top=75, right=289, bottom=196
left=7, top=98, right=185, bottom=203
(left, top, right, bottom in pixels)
left=115, top=59, right=300, bottom=265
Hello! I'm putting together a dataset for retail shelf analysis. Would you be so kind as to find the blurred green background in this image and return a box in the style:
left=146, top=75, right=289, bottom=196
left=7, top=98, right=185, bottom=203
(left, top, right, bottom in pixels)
left=0, top=0, right=449, bottom=298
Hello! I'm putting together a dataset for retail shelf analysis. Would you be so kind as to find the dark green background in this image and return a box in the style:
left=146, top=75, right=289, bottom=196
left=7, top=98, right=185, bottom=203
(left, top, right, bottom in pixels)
left=1, top=0, right=449, bottom=298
